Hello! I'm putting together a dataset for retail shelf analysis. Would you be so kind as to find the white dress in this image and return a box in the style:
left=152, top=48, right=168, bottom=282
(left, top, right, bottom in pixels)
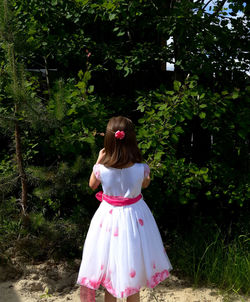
left=77, top=163, right=172, bottom=298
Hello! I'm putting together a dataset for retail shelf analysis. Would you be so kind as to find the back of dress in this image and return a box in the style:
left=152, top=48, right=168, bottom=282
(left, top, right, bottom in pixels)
left=77, top=161, right=172, bottom=299
left=94, top=163, right=149, bottom=198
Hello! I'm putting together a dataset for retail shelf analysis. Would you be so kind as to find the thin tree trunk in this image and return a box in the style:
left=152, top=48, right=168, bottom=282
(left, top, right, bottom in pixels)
left=43, top=55, right=50, bottom=98
left=14, top=105, right=28, bottom=216
left=1, top=0, right=28, bottom=216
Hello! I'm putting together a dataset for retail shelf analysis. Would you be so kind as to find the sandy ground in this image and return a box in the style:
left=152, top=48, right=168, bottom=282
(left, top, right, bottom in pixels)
left=0, top=260, right=249, bottom=302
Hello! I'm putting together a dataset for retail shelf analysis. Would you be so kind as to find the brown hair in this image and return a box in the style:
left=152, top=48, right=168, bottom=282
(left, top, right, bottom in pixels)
left=101, top=116, right=142, bottom=168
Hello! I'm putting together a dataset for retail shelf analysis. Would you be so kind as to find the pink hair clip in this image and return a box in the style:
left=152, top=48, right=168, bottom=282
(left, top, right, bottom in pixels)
left=115, top=130, right=125, bottom=140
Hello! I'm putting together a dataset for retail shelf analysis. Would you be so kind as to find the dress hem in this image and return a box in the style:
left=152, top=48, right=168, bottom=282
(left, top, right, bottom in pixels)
left=77, top=268, right=172, bottom=298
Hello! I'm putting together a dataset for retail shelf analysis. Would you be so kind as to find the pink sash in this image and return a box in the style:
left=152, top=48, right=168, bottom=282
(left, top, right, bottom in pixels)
left=95, top=191, right=142, bottom=206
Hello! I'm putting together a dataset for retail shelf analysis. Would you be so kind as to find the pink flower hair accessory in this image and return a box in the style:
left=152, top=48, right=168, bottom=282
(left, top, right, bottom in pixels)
left=115, top=130, right=125, bottom=140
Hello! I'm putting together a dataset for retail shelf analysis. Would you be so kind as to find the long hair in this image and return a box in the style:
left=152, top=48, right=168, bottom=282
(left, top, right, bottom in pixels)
left=101, top=116, right=142, bottom=168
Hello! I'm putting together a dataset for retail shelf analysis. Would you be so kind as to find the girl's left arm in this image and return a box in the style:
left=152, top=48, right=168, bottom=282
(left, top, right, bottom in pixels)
left=89, top=171, right=100, bottom=190
left=142, top=175, right=150, bottom=188
left=142, top=163, right=151, bottom=188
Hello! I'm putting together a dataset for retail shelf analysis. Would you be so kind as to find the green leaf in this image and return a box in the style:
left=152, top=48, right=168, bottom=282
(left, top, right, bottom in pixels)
left=88, top=85, right=94, bottom=93
left=171, top=134, right=179, bottom=143
left=199, top=112, right=206, bottom=119
left=200, top=167, right=208, bottom=174
left=124, top=66, right=130, bottom=77
left=26, top=36, right=34, bottom=43
left=232, top=90, right=239, bottom=99
left=84, top=71, right=91, bottom=82
left=52, top=0, right=58, bottom=6
left=184, top=112, right=193, bottom=120
left=165, top=90, right=175, bottom=95
left=173, top=81, right=181, bottom=92
left=175, top=126, right=184, bottom=134
left=78, top=70, right=84, bottom=79
left=117, top=31, right=125, bottom=37
left=115, top=59, right=123, bottom=64
left=190, top=91, right=198, bottom=96
left=109, top=13, right=116, bottom=21
left=188, top=81, right=197, bottom=88
left=237, top=130, right=246, bottom=139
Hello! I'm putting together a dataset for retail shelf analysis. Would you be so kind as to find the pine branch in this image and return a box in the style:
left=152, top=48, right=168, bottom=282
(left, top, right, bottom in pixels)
left=0, top=174, right=19, bottom=195
left=0, top=114, right=18, bottom=122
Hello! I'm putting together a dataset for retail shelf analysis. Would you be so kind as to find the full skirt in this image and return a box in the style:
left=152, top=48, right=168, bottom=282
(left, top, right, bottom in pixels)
left=77, top=199, right=173, bottom=298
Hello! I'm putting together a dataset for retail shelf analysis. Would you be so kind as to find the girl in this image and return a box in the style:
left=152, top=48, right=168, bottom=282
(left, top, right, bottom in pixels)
left=77, top=116, right=172, bottom=302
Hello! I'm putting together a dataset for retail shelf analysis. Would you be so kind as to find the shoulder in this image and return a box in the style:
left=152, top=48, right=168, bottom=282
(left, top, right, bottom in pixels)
left=135, top=163, right=150, bottom=177
left=142, top=163, right=150, bottom=177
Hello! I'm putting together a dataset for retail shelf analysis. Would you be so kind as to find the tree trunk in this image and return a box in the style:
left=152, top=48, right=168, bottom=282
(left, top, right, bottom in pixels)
left=14, top=106, right=28, bottom=216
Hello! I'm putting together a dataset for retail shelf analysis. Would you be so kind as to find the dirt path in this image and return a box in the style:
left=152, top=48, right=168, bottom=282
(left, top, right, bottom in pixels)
left=0, top=260, right=248, bottom=302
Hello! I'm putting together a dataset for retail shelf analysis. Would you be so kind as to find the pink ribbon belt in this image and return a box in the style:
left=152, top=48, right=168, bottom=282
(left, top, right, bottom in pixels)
left=95, top=191, right=142, bottom=206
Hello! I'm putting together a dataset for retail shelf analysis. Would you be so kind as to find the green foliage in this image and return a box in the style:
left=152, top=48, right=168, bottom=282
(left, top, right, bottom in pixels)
left=0, top=197, right=22, bottom=251
left=169, top=219, right=250, bottom=295
left=137, top=76, right=250, bottom=207
left=11, top=0, right=91, bottom=67
left=13, top=213, right=86, bottom=260
left=0, top=155, right=18, bottom=196
left=47, top=73, right=106, bottom=154
left=5, top=0, right=247, bottom=88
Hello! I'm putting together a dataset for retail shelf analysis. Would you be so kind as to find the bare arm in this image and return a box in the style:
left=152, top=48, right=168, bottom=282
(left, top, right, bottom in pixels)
left=89, top=148, right=105, bottom=190
left=89, top=172, right=100, bottom=190
left=142, top=174, right=151, bottom=189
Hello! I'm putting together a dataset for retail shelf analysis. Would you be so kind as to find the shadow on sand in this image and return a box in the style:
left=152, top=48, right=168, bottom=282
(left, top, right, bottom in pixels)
left=0, top=281, right=22, bottom=302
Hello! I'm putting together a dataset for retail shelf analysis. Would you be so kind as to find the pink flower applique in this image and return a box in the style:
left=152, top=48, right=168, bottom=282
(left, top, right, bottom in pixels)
left=138, top=218, right=144, bottom=226
left=115, top=130, right=125, bottom=140
left=109, top=209, right=113, bottom=214
left=130, top=269, right=136, bottom=278
left=114, top=227, right=119, bottom=236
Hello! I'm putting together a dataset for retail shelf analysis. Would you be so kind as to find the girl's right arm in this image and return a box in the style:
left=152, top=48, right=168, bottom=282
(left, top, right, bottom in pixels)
left=89, top=148, right=105, bottom=190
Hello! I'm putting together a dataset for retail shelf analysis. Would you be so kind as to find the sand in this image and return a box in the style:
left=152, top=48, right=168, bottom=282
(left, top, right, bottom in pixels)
left=0, top=259, right=248, bottom=302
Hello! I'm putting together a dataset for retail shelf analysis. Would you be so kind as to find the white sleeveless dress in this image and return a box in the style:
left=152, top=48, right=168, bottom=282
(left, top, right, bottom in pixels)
left=77, top=163, right=172, bottom=298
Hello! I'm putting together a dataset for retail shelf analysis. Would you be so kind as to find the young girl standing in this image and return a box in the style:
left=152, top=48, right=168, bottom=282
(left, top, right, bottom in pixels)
left=77, top=116, right=172, bottom=302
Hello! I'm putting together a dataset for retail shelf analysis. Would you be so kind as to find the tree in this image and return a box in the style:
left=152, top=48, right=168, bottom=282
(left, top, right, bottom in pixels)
left=0, top=0, right=47, bottom=215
